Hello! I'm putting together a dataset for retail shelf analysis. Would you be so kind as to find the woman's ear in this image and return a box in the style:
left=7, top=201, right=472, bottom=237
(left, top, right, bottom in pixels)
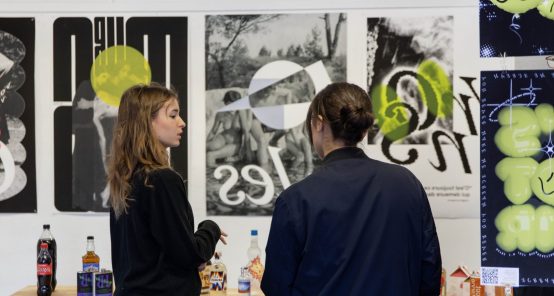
left=313, top=115, right=324, bottom=132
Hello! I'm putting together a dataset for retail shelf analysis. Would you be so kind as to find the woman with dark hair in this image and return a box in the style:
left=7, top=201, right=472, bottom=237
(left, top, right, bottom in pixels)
left=261, top=82, right=441, bottom=295
left=109, top=83, right=227, bottom=295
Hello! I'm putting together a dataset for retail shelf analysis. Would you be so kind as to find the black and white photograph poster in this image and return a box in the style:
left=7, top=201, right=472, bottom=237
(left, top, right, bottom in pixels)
left=205, top=13, right=346, bottom=215
left=0, top=18, right=36, bottom=213
left=365, top=14, right=480, bottom=218
left=53, top=16, right=187, bottom=212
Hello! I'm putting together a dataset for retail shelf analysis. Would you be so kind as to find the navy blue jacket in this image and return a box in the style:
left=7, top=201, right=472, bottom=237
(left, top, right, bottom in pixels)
left=261, top=147, right=441, bottom=296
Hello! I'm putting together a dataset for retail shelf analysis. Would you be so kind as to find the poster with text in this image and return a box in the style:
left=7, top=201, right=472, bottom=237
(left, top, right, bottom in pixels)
left=481, top=70, right=554, bottom=287
left=366, top=15, right=480, bottom=218
left=0, top=18, right=36, bottom=213
left=53, top=16, right=187, bottom=212
left=205, top=13, right=346, bottom=215
left=480, top=0, right=554, bottom=57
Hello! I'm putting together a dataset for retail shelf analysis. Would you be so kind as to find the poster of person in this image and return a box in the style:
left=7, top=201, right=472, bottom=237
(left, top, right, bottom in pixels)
left=365, top=15, right=480, bottom=218
left=53, top=16, right=187, bottom=212
left=205, top=13, right=346, bottom=215
left=480, top=0, right=554, bottom=57
left=0, top=18, right=36, bottom=213
left=480, top=70, right=554, bottom=287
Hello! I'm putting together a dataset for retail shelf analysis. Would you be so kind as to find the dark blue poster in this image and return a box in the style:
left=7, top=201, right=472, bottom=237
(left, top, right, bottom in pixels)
left=481, top=70, right=554, bottom=287
left=480, top=0, right=554, bottom=57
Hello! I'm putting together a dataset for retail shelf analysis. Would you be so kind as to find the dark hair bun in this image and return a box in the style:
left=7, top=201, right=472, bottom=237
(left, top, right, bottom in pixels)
left=306, top=82, right=375, bottom=146
left=338, top=105, right=373, bottom=144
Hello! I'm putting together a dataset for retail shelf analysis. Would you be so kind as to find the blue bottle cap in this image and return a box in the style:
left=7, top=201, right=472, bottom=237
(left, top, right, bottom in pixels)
left=251, top=229, right=258, bottom=236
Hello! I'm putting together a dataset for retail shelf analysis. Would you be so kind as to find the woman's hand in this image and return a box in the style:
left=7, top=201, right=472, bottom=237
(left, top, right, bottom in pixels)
left=219, top=230, right=228, bottom=245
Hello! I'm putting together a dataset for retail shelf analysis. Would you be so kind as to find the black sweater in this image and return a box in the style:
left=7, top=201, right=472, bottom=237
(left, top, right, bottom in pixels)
left=110, top=168, right=220, bottom=296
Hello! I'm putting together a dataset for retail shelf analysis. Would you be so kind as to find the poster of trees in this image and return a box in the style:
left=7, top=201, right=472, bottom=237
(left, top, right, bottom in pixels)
left=205, top=13, right=346, bottom=215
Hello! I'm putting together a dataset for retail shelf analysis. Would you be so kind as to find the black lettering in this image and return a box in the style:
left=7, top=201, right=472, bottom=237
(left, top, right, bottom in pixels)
left=387, top=70, right=438, bottom=130
left=381, top=102, right=419, bottom=164
left=455, top=76, right=480, bottom=135
left=429, top=131, right=471, bottom=173
left=53, top=18, right=93, bottom=101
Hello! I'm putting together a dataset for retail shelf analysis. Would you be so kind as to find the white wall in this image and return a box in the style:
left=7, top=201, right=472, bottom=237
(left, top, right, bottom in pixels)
left=0, top=0, right=494, bottom=294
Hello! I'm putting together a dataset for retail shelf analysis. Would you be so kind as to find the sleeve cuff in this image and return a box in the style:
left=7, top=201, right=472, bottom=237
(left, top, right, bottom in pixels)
left=198, top=219, right=221, bottom=239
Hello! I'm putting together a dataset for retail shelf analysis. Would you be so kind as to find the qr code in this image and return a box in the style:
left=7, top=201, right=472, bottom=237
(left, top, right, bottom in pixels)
left=482, top=267, right=499, bottom=285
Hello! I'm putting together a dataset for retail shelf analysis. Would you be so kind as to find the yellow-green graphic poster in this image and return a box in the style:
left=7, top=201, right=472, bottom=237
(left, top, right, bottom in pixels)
left=481, top=70, right=554, bottom=286
left=365, top=14, right=480, bottom=218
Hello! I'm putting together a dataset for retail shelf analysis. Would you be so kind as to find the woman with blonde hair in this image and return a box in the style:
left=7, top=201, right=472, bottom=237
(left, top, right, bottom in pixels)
left=108, top=82, right=226, bottom=295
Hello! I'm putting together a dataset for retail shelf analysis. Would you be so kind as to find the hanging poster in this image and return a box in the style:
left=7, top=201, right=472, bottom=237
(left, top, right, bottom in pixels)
left=480, top=0, right=554, bottom=57
left=481, top=70, right=554, bottom=287
left=366, top=14, right=480, bottom=218
left=53, top=16, right=187, bottom=212
left=0, top=18, right=36, bottom=213
left=205, top=13, right=346, bottom=215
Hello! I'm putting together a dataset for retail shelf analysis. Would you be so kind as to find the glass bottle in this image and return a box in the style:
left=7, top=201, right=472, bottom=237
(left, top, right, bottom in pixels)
left=200, top=260, right=211, bottom=295
left=82, top=236, right=100, bottom=272
left=247, top=230, right=263, bottom=295
left=247, top=230, right=261, bottom=263
left=209, top=252, right=227, bottom=295
left=238, top=267, right=251, bottom=295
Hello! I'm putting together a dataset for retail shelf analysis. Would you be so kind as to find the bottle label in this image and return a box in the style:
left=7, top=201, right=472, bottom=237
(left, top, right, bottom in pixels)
left=210, top=271, right=226, bottom=291
left=83, top=263, right=100, bottom=272
left=77, top=271, right=94, bottom=296
left=201, top=271, right=211, bottom=289
left=94, top=272, right=114, bottom=296
left=248, top=256, right=265, bottom=281
left=238, top=279, right=251, bottom=293
left=37, top=263, right=52, bottom=275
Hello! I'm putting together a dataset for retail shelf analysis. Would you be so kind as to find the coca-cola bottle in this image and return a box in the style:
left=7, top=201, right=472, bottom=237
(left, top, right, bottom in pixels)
left=37, top=242, right=53, bottom=296
left=37, top=224, right=57, bottom=290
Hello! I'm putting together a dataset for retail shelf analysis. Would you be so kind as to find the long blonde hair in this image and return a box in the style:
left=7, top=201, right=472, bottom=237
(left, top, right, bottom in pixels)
left=108, top=82, right=178, bottom=218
